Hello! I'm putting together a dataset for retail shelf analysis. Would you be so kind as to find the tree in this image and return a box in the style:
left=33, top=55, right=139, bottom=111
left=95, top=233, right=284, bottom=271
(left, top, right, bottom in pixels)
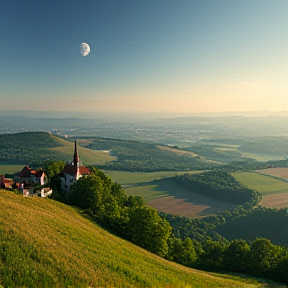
left=168, top=237, right=197, bottom=267
left=223, top=239, right=250, bottom=273
left=198, top=241, right=226, bottom=271
left=68, top=174, right=104, bottom=212
left=125, top=206, right=171, bottom=257
left=44, top=160, right=65, bottom=180
left=248, top=238, right=282, bottom=278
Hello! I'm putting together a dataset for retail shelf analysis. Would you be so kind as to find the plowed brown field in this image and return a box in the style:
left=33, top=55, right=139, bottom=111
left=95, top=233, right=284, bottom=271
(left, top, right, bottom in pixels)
left=258, top=167, right=288, bottom=179
left=261, top=192, right=288, bottom=208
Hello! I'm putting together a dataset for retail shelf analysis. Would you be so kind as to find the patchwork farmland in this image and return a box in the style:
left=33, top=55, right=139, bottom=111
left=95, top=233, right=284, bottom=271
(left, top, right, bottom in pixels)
left=125, top=178, right=237, bottom=218
left=233, top=171, right=288, bottom=209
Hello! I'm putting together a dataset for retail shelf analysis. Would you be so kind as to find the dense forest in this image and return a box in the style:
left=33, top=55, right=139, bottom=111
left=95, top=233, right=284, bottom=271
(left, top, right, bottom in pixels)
left=0, top=132, right=65, bottom=164
left=175, top=171, right=261, bottom=204
left=216, top=207, right=288, bottom=246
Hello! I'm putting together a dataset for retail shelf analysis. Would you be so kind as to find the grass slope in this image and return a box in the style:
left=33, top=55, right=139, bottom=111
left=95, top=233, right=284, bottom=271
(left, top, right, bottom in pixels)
left=0, top=190, right=266, bottom=288
left=49, top=136, right=115, bottom=165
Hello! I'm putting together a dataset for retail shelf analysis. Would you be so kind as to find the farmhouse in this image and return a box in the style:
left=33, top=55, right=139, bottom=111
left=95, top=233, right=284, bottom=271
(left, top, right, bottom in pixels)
left=59, top=140, right=90, bottom=192
left=0, top=175, right=13, bottom=189
left=14, top=166, right=46, bottom=186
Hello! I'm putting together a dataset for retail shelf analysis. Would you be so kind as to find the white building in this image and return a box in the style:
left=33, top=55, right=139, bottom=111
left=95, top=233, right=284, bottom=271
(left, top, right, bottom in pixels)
left=59, top=140, right=90, bottom=192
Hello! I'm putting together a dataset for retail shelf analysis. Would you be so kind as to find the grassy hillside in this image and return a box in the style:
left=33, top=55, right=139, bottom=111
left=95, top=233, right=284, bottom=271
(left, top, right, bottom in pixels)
left=0, top=132, right=114, bottom=166
left=0, top=190, right=270, bottom=288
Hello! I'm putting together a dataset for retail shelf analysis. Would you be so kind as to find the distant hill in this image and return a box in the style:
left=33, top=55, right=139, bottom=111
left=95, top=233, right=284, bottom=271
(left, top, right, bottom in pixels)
left=0, top=190, right=271, bottom=288
left=0, top=132, right=114, bottom=165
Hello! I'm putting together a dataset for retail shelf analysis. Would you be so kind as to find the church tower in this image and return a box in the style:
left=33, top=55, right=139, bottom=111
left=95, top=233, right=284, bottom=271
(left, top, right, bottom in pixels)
left=73, top=140, right=80, bottom=167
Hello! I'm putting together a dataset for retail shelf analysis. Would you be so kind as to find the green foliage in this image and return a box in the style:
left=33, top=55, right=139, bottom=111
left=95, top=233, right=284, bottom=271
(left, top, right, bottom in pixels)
left=166, top=236, right=198, bottom=267
left=42, top=160, right=65, bottom=179
left=125, top=206, right=171, bottom=257
left=223, top=239, right=250, bottom=273
left=216, top=207, right=288, bottom=246
left=0, top=132, right=65, bottom=164
left=88, top=137, right=218, bottom=171
left=175, top=171, right=261, bottom=205
left=67, top=168, right=171, bottom=257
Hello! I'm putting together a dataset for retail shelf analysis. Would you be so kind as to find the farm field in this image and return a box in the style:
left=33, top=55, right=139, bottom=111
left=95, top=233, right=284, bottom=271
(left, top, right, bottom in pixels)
left=105, top=170, right=202, bottom=185
left=260, top=192, right=288, bottom=209
left=125, top=178, right=237, bottom=217
left=233, top=171, right=288, bottom=210
left=0, top=165, right=24, bottom=174
left=232, top=172, right=288, bottom=196
left=257, top=167, right=288, bottom=179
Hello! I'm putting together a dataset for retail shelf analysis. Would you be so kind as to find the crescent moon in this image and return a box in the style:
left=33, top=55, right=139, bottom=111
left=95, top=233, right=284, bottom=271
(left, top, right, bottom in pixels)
left=79, top=43, right=90, bottom=56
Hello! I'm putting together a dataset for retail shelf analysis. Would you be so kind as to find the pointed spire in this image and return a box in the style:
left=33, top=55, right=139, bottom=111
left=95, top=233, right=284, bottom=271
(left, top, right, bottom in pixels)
left=73, top=140, right=80, bottom=167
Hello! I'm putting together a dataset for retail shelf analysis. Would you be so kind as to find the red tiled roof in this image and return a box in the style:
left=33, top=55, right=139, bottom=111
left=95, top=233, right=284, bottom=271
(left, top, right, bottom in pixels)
left=79, top=166, right=91, bottom=175
left=62, top=165, right=90, bottom=176
left=19, top=166, right=44, bottom=178
left=19, top=166, right=31, bottom=178
left=62, top=165, right=78, bottom=176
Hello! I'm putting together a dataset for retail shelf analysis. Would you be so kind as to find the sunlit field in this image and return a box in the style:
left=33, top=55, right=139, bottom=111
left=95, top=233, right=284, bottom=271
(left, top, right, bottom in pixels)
left=232, top=172, right=288, bottom=196
left=125, top=178, right=237, bottom=217
left=104, top=170, right=202, bottom=185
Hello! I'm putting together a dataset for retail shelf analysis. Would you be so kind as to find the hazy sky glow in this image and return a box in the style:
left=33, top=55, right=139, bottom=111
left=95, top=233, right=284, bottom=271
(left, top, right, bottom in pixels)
left=1, top=0, right=288, bottom=114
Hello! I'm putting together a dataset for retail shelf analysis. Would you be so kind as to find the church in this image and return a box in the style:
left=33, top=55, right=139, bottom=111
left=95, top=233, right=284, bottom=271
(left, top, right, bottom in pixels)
left=59, top=140, right=91, bottom=192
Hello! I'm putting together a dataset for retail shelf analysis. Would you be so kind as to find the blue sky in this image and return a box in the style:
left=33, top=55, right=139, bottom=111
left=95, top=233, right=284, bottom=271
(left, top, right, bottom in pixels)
left=1, top=0, right=288, bottom=114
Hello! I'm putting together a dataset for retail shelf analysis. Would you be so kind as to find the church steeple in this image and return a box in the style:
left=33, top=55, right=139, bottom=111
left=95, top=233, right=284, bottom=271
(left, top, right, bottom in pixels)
left=73, top=140, right=80, bottom=167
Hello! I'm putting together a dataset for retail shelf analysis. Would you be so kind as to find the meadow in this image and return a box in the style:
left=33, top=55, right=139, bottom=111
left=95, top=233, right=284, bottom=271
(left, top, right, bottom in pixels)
left=232, top=172, right=288, bottom=196
left=232, top=172, right=288, bottom=209
left=0, top=189, right=271, bottom=288
left=0, top=165, right=24, bottom=174
left=104, top=170, right=202, bottom=185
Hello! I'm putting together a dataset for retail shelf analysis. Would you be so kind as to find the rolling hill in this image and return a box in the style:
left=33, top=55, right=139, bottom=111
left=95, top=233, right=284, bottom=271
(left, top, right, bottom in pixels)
left=0, top=132, right=114, bottom=165
left=0, top=190, right=271, bottom=288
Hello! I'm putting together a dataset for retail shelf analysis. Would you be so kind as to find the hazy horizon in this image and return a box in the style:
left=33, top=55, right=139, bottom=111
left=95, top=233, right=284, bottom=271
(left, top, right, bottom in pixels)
left=2, top=109, right=288, bottom=120
left=1, top=0, right=288, bottom=114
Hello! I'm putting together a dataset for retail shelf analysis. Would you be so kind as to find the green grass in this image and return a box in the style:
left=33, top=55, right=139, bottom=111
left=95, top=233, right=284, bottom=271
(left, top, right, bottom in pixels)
left=0, top=165, right=24, bottom=174
left=48, top=136, right=115, bottom=165
left=125, top=183, right=170, bottom=200
left=104, top=170, right=202, bottom=185
left=0, top=190, right=270, bottom=288
left=233, top=172, right=288, bottom=195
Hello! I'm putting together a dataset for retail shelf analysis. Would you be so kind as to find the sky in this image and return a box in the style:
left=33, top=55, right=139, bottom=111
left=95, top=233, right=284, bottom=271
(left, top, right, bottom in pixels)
left=1, top=0, right=288, bottom=115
